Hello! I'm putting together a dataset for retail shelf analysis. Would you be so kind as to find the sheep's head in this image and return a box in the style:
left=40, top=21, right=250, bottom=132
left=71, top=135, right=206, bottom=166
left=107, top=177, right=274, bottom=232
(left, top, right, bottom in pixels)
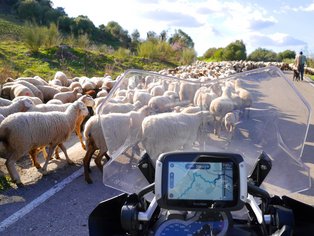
left=19, top=98, right=34, bottom=111
left=73, top=101, right=89, bottom=117
left=80, top=94, right=95, bottom=107
left=73, top=87, right=83, bottom=94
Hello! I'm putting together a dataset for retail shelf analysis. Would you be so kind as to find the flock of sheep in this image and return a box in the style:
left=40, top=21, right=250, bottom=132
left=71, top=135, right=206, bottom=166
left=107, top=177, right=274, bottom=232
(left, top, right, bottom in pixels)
left=0, top=60, right=291, bottom=185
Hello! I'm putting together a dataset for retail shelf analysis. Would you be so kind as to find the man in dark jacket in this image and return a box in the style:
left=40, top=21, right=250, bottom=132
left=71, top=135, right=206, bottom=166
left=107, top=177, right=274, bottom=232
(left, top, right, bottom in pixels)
left=295, top=51, right=307, bottom=81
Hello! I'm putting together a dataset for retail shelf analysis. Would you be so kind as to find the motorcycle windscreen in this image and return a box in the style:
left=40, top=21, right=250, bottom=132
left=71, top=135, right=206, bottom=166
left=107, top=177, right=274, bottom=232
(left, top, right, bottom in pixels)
left=97, top=67, right=311, bottom=197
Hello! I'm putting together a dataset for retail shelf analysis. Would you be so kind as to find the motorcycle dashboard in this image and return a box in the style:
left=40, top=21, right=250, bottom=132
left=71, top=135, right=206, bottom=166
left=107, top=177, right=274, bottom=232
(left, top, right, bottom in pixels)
left=155, top=152, right=247, bottom=211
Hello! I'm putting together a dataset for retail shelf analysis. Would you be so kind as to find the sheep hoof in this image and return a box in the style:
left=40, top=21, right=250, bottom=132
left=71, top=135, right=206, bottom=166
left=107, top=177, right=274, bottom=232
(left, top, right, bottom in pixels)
left=86, top=178, right=93, bottom=184
left=38, top=168, right=48, bottom=175
left=67, top=160, right=75, bottom=165
left=15, top=181, right=24, bottom=188
left=34, top=164, right=42, bottom=169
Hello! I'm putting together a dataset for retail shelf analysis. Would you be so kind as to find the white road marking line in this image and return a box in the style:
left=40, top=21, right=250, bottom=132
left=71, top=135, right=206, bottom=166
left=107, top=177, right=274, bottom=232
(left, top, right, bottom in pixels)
left=0, top=167, right=83, bottom=232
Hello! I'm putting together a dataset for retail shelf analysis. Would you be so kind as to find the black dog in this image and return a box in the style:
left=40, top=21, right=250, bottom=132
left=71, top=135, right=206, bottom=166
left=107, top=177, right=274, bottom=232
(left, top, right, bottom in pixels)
left=293, top=69, right=300, bottom=81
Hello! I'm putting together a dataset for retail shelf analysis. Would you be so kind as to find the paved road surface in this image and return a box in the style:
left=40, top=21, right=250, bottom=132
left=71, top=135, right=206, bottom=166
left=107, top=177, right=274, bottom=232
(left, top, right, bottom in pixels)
left=0, top=70, right=314, bottom=235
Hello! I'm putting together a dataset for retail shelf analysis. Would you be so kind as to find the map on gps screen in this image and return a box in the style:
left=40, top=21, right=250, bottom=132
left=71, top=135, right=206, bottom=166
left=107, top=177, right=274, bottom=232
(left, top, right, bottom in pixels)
left=168, top=162, right=233, bottom=200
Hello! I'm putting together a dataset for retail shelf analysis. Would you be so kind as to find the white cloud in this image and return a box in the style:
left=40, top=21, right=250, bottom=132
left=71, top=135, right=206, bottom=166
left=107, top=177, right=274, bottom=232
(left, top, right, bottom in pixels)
left=142, top=10, right=203, bottom=27
left=302, top=2, right=314, bottom=11
left=248, top=32, right=307, bottom=47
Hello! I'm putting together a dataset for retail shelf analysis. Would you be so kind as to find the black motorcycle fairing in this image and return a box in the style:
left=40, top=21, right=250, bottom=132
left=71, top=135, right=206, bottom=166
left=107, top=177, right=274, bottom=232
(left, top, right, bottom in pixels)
left=88, top=193, right=128, bottom=236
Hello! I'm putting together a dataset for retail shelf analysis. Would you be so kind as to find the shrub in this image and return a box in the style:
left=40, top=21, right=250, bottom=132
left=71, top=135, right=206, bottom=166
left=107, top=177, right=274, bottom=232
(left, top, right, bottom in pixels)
left=23, top=22, right=47, bottom=53
left=137, top=40, right=158, bottom=59
left=180, top=48, right=196, bottom=65
left=44, top=23, right=62, bottom=48
left=76, top=33, right=90, bottom=49
left=114, top=47, right=131, bottom=58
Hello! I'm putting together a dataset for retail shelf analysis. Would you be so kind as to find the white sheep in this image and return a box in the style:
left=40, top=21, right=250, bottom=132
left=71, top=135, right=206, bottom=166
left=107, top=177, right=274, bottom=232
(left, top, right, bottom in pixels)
left=69, top=81, right=83, bottom=91
left=141, top=111, right=213, bottom=164
left=0, top=98, right=34, bottom=117
left=179, top=81, right=201, bottom=105
left=0, top=97, right=12, bottom=106
left=234, top=79, right=253, bottom=117
left=193, top=87, right=217, bottom=110
left=133, top=90, right=152, bottom=106
left=16, top=76, right=48, bottom=86
left=36, top=85, right=61, bottom=102
left=13, top=96, right=43, bottom=105
left=180, top=106, right=202, bottom=113
left=147, top=95, right=174, bottom=113
left=53, top=87, right=82, bottom=103
left=96, top=89, right=108, bottom=98
left=46, top=99, right=64, bottom=104
left=28, top=95, right=94, bottom=150
left=83, top=105, right=152, bottom=183
left=14, top=80, right=44, bottom=101
left=224, top=110, right=241, bottom=140
left=0, top=101, right=88, bottom=185
left=9, top=83, right=35, bottom=99
left=97, top=101, right=141, bottom=115
left=49, top=78, right=62, bottom=86
left=209, top=86, right=234, bottom=137
left=54, top=71, right=69, bottom=86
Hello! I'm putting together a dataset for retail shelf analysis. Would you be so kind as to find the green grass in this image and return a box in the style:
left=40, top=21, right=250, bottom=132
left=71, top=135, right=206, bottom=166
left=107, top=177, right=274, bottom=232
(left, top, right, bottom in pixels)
left=0, top=14, right=178, bottom=81
left=308, top=74, right=314, bottom=80
left=0, top=175, right=11, bottom=192
left=0, top=39, right=177, bottom=81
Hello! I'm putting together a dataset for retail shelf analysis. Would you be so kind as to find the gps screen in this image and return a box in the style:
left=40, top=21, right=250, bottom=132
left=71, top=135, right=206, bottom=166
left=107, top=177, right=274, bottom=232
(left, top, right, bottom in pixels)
left=167, top=161, right=233, bottom=201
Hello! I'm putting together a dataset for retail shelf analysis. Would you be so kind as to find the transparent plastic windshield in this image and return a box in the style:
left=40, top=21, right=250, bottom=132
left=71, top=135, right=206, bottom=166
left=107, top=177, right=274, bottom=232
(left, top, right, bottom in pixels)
left=98, top=67, right=311, bottom=197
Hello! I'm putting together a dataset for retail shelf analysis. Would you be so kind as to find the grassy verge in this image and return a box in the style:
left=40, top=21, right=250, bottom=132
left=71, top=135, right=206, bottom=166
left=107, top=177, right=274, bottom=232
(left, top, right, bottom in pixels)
left=0, top=175, right=11, bottom=192
left=308, top=74, right=314, bottom=81
left=0, top=39, right=177, bottom=82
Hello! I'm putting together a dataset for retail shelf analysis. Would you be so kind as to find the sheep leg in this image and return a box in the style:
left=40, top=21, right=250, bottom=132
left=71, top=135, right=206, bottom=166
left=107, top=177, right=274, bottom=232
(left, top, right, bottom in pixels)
left=94, top=152, right=104, bottom=172
left=29, top=148, right=42, bottom=169
left=58, top=143, right=74, bottom=165
left=83, top=140, right=97, bottom=184
left=213, top=116, right=218, bottom=135
left=217, top=117, right=223, bottom=138
left=54, top=146, right=61, bottom=159
left=41, top=145, right=56, bottom=174
left=41, top=147, right=48, bottom=159
left=5, top=155, right=22, bottom=186
left=75, top=120, right=86, bottom=150
left=76, top=130, right=86, bottom=150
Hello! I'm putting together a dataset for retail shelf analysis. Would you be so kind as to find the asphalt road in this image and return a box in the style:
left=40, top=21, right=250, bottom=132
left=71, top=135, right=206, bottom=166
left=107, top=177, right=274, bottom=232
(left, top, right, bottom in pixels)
left=0, top=70, right=314, bottom=235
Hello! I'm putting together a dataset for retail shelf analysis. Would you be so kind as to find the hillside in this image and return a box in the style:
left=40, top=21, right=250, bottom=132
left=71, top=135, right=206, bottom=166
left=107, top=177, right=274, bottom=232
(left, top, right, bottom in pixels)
left=0, top=16, right=177, bottom=82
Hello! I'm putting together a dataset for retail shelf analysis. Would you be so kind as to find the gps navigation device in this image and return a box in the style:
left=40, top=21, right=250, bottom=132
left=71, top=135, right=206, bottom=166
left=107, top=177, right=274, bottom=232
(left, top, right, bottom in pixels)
left=155, top=152, right=247, bottom=211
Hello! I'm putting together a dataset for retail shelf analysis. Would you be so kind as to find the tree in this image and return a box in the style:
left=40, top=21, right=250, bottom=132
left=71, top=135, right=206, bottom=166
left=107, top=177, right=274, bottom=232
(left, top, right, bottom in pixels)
left=203, top=47, right=219, bottom=59
left=106, top=21, right=131, bottom=48
left=168, top=29, right=194, bottom=50
left=16, top=0, right=41, bottom=22
left=277, top=50, right=296, bottom=61
left=212, top=48, right=224, bottom=61
left=131, top=29, right=140, bottom=42
left=223, top=40, right=246, bottom=61
left=248, top=48, right=278, bottom=61
left=130, top=29, right=140, bottom=53
left=159, top=30, right=167, bottom=41
left=146, top=31, right=158, bottom=41
left=72, top=15, right=96, bottom=36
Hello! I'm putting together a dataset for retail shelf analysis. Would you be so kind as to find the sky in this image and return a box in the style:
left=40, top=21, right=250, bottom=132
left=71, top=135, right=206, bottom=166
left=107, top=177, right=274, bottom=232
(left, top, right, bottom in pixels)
left=51, top=0, right=314, bottom=57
